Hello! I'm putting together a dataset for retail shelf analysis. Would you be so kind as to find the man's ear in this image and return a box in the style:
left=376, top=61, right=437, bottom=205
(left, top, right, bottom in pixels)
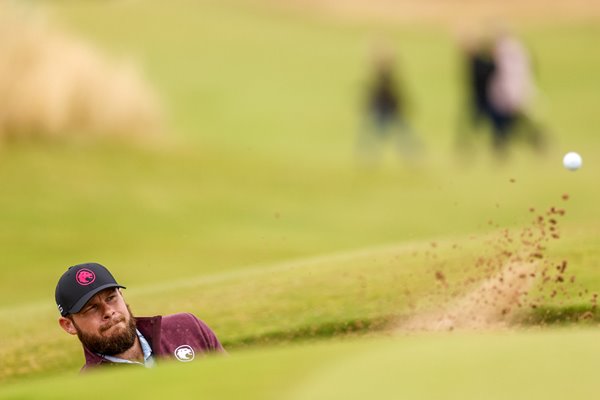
left=59, top=317, right=78, bottom=335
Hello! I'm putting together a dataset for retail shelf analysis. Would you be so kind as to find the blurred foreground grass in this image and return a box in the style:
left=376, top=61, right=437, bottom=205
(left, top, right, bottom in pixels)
left=1, top=329, right=600, bottom=399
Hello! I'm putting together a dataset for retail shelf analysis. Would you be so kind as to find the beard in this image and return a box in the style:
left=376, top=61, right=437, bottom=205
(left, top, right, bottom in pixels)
left=74, top=305, right=138, bottom=356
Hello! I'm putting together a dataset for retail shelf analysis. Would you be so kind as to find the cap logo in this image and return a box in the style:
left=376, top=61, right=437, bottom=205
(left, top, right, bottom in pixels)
left=174, top=345, right=195, bottom=362
left=76, top=268, right=96, bottom=286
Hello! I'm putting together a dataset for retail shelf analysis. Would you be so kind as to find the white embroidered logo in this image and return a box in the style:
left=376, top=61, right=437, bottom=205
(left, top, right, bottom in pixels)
left=174, top=345, right=195, bottom=362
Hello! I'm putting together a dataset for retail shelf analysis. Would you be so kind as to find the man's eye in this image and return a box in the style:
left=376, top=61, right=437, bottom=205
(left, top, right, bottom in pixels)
left=107, top=296, right=115, bottom=301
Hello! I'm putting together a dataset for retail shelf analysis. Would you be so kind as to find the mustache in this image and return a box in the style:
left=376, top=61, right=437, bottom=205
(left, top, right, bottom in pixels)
left=73, top=304, right=138, bottom=356
left=99, top=315, right=126, bottom=333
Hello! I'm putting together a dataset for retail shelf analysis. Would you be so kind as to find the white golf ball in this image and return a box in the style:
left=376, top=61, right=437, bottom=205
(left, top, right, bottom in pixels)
left=563, top=152, right=582, bottom=171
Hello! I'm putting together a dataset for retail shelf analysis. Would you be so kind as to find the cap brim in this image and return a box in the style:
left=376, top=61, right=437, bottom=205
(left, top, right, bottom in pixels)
left=67, top=283, right=126, bottom=315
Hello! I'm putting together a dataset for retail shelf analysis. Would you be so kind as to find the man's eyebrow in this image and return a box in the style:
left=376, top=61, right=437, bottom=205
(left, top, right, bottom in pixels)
left=83, top=294, right=104, bottom=309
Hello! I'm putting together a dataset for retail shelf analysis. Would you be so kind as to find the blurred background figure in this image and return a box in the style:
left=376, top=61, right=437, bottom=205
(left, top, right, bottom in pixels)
left=456, top=27, right=545, bottom=158
left=487, top=28, right=545, bottom=155
left=456, top=33, right=496, bottom=145
left=357, top=44, right=419, bottom=165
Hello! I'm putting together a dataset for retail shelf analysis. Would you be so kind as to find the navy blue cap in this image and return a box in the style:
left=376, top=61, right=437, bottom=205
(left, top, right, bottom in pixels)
left=55, top=263, right=125, bottom=316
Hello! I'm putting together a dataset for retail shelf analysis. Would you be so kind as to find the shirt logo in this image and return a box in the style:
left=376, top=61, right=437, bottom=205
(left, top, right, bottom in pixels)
left=76, top=269, right=96, bottom=286
left=174, top=345, right=195, bottom=362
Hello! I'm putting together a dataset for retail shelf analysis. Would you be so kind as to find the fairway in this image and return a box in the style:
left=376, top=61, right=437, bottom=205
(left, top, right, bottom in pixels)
left=0, top=0, right=599, bottom=397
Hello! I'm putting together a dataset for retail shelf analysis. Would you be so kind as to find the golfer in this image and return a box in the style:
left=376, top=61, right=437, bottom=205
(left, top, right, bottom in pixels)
left=55, top=262, right=224, bottom=370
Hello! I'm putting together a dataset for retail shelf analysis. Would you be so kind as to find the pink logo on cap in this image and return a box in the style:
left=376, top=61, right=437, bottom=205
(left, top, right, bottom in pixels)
left=76, top=269, right=96, bottom=286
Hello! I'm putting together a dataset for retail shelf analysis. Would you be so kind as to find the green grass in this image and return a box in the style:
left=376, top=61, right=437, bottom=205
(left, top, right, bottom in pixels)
left=0, top=0, right=599, bottom=392
left=1, top=227, right=598, bottom=382
left=2, top=329, right=600, bottom=399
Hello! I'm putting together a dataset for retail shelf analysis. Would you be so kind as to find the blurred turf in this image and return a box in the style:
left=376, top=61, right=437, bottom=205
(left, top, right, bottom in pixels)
left=0, top=0, right=598, bottom=386
left=1, top=329, right=599, bottom=399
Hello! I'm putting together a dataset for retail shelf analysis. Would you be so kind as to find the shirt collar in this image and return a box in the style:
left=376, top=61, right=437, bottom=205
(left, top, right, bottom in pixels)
left=100, top=329, right=155, bottom=367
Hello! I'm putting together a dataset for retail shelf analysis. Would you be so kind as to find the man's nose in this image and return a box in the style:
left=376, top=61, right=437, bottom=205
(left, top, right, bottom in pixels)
left=100, top=303, right=115, bottom=319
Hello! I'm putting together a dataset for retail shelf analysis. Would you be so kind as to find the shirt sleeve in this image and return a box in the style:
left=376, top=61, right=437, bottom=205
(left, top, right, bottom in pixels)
left=186, top=313, right=226, bottom=353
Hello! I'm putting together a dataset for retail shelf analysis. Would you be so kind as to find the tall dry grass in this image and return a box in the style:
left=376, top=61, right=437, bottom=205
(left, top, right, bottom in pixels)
left=0, top=4, right=164, bottom=141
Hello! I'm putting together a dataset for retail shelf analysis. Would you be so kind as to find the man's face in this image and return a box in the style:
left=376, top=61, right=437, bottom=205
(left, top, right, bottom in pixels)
left=60, top=288, right=137, bottom=356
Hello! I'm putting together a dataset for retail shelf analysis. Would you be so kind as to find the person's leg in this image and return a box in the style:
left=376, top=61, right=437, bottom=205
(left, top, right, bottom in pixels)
left=393, top=115, right=423, bottom=162
left=515, top=112, right=546, bottom=152
left=356, top=111, right=386, bottom=166
left=490, top=110, right=515, bottom=157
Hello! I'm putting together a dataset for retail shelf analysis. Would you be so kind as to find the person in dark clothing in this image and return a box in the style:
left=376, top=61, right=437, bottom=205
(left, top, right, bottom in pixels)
left=468, top=44, right=496, bottom=128
left=456, top=36, right=496, bottom=148
left=457, top=31, right=545, bottom=157
left=55, top=263, right=224, bottom=371
left=357, top=52, right=418, bottom=164
left=369, top=66, right=401, bottom=131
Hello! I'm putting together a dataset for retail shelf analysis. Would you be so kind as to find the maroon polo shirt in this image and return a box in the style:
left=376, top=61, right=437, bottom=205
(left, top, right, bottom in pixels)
left=81, top=313, right=224, bottom=370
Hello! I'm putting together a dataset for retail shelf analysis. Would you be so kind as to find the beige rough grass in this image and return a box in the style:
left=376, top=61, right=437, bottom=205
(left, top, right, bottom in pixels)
left=398, top=262, right=537, bottom=331
left=0, top=4, right=164, bottom=141
left=264, top=0, right=600, bottom=25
